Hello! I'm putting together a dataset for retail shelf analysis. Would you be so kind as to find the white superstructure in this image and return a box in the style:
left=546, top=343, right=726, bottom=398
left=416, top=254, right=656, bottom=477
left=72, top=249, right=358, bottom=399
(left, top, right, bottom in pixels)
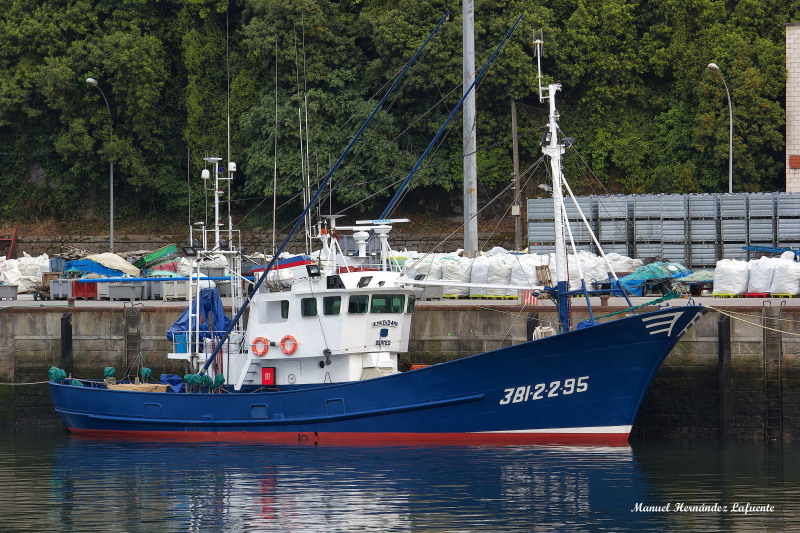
left=167, top=167, right=417, bottom=391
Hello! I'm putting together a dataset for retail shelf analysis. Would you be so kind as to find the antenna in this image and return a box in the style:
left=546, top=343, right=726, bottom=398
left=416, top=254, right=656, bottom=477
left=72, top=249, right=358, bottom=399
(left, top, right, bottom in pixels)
left=226, top=10, right=231, bottom=166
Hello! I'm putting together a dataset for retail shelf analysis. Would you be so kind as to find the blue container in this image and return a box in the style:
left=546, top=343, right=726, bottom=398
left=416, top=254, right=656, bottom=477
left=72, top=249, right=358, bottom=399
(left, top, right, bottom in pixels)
left=175, top=334, right=188, bottom=353
left=174, top=334, right=203, bottom=353
left=50, top=257, right=67, bottom=272
left=66, top=259, right=125, bottom=277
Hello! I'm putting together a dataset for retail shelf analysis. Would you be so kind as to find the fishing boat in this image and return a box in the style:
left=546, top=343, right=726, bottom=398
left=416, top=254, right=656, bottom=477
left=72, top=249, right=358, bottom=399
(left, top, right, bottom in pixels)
left=49, top=16, right=705, bottom=445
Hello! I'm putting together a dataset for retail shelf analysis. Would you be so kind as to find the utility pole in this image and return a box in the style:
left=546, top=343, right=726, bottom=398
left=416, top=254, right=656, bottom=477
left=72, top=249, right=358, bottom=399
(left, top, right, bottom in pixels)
left=511, top=97, right=521, bottom=250
left=463, top=0, right=478, bottom=257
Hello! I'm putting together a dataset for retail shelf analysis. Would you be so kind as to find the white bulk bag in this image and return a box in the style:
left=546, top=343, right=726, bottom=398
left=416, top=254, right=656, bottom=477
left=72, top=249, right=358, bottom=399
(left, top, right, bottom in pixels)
left=712, top=259, right=750, bottom=295
left=469, top=256, right=490, bottom=296
left=486, top=256, right=513, bottom=296
left=769, top=259, right=800, bottom=295
left=747, top=257, right=780, bottom=294
left=441, top=257, right=471, bottom=297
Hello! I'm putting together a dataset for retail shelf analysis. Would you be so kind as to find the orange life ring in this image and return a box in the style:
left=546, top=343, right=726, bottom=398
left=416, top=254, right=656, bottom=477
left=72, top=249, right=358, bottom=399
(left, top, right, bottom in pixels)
left=251, top=337, right=269, bottom=357
left=280, top=335, right=298, bottom=355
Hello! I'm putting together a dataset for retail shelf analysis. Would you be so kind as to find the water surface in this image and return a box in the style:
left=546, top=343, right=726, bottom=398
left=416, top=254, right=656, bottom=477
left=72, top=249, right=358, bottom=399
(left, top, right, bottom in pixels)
left=0, top=432, right=798, bottom=532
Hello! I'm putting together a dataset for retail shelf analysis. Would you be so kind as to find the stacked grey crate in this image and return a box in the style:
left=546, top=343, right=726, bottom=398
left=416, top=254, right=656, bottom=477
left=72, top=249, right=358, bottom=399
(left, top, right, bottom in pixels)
left=563, top=196, right=597, bottom=253
left=50, top=279, right=73, bottom=299
left=776, top=192, right=800, bottom=250
left=144, top=280, right=163, bottom=300
left=597, top=196, right=631, bottom=256
left=688, top=194, right=719, bottom=268
left=748, top=193, right=776, bottom=255
left=661, top=195, right=687, bottom=265
left=633, top=195, right=663, bottom=260
left=527, top=197, right=556, bottom=254
left=720, top=194, right=748, bottom=260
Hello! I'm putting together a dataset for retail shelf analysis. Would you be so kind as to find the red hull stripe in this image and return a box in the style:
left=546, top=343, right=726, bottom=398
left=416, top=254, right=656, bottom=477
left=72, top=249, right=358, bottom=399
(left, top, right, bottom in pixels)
left=251, top=256, right=312, bottom=273
left=67, top=428, right=630, bottom=447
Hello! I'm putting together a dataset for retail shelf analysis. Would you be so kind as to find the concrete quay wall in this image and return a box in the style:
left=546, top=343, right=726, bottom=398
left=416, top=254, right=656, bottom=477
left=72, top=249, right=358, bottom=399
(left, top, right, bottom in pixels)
left=1, top=299, right=798, bottom=441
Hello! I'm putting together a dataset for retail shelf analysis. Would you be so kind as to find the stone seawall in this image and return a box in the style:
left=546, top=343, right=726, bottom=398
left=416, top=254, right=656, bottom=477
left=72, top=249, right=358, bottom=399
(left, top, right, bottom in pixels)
left=12, top=231, right=515, bottom=257
left=2, top=300, right=798, bottom=441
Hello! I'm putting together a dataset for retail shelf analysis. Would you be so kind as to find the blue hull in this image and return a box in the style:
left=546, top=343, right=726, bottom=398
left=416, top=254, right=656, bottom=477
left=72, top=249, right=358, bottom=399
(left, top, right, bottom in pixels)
left=50, top=305, right=706, bottom=445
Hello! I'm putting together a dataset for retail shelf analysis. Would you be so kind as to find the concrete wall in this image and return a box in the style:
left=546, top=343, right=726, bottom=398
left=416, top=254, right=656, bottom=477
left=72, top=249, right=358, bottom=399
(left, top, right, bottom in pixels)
left=0, top=305, right=186, bottom=429
left=3, top=302, right=800, bottom=441
left=12, top=231, right=516, bottom=259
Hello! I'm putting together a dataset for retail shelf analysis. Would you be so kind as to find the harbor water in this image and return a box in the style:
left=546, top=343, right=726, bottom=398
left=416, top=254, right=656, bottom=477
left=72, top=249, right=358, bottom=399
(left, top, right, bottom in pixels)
left=1, top=430, right=799, bottom=532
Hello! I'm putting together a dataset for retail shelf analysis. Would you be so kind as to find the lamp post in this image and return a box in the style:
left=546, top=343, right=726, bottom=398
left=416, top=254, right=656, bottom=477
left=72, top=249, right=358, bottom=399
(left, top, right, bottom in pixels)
left=707, top=63, right=733, bottom=194
left=85, top=77, right=115, bottom=252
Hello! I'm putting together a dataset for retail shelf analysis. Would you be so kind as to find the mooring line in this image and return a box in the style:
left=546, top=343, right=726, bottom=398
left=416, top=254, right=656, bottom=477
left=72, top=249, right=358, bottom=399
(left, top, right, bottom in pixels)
left=706, top=305, right=800, bottom=337
left=705, top=304, right=800, bottom=325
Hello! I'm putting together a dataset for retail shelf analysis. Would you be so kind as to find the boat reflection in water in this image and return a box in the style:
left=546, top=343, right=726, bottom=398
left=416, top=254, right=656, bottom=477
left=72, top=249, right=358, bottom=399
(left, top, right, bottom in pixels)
left=43, top=438, right=640, bottom=532
left=0, top=433, right=795, bottom=531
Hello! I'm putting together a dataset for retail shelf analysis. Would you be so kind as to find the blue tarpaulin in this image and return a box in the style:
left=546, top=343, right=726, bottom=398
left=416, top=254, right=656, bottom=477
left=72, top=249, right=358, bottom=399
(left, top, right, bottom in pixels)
left=617, top=262, right=691, bottom=296
left=166, top=287, right=232, bottom=341
left=160, top=374, right=185, bottom=393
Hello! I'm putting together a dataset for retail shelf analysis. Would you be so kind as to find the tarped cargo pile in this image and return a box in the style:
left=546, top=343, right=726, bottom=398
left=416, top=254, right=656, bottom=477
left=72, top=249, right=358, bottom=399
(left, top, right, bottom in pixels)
left=0, top=250, right=224, bottom=297
left=402, top=249, right=644, bottom=297
left=617, top=262, right=691, bottom=297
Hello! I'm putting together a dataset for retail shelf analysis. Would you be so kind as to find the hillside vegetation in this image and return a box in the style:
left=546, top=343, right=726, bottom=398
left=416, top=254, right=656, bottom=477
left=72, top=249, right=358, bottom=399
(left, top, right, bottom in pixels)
left=0, top=0, right=795, bottom=227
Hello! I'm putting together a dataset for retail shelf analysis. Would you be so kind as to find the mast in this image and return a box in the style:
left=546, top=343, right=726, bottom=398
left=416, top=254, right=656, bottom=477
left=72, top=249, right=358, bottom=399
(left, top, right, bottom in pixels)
left=205, top=156, right=223, bottom=249
left=272, top=39, right=279, bottom=255
left=462, top=0, right=479, bottom=257
left=293, top=30, right=310, bottom=254
left=534, top=31, right=570, bottom=331
left=302, top=16, right=314, bottom=240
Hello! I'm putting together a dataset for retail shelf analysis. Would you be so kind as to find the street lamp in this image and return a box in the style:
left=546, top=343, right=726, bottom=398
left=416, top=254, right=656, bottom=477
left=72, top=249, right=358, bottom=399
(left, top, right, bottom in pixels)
left=85, top=77, right=115, bottom=252
left=707, top=63, right=733, bottom=194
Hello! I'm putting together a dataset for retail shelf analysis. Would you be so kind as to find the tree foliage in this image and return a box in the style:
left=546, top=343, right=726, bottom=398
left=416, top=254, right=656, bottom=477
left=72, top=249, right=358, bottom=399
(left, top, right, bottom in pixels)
left=0, top=0, right=797, bottom=225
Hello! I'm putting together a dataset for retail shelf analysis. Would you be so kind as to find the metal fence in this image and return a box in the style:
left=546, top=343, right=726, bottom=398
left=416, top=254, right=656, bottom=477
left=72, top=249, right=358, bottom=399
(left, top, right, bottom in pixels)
left=527, top=192, right=800, bottom=269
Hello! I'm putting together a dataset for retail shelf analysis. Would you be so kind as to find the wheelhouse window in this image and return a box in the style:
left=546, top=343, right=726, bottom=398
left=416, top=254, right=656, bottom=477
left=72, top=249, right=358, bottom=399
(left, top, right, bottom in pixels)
left=370, top=294, right=405, bottom=313
left=301, top=297, right=317, bottom=317
left=406, top=296, right=416, bottom=314
left=264, top=299, right=290, bottom=323
left=348, top=295, right=369, bottom=314
left=323, top=296, right=341, bottom=315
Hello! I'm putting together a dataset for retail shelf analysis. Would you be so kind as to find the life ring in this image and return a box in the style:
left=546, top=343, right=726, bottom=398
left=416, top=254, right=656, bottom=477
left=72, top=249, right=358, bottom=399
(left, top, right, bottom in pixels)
left=281, top=335, right=298, bottom=355
left=251, top=337, right=269, bottom=357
